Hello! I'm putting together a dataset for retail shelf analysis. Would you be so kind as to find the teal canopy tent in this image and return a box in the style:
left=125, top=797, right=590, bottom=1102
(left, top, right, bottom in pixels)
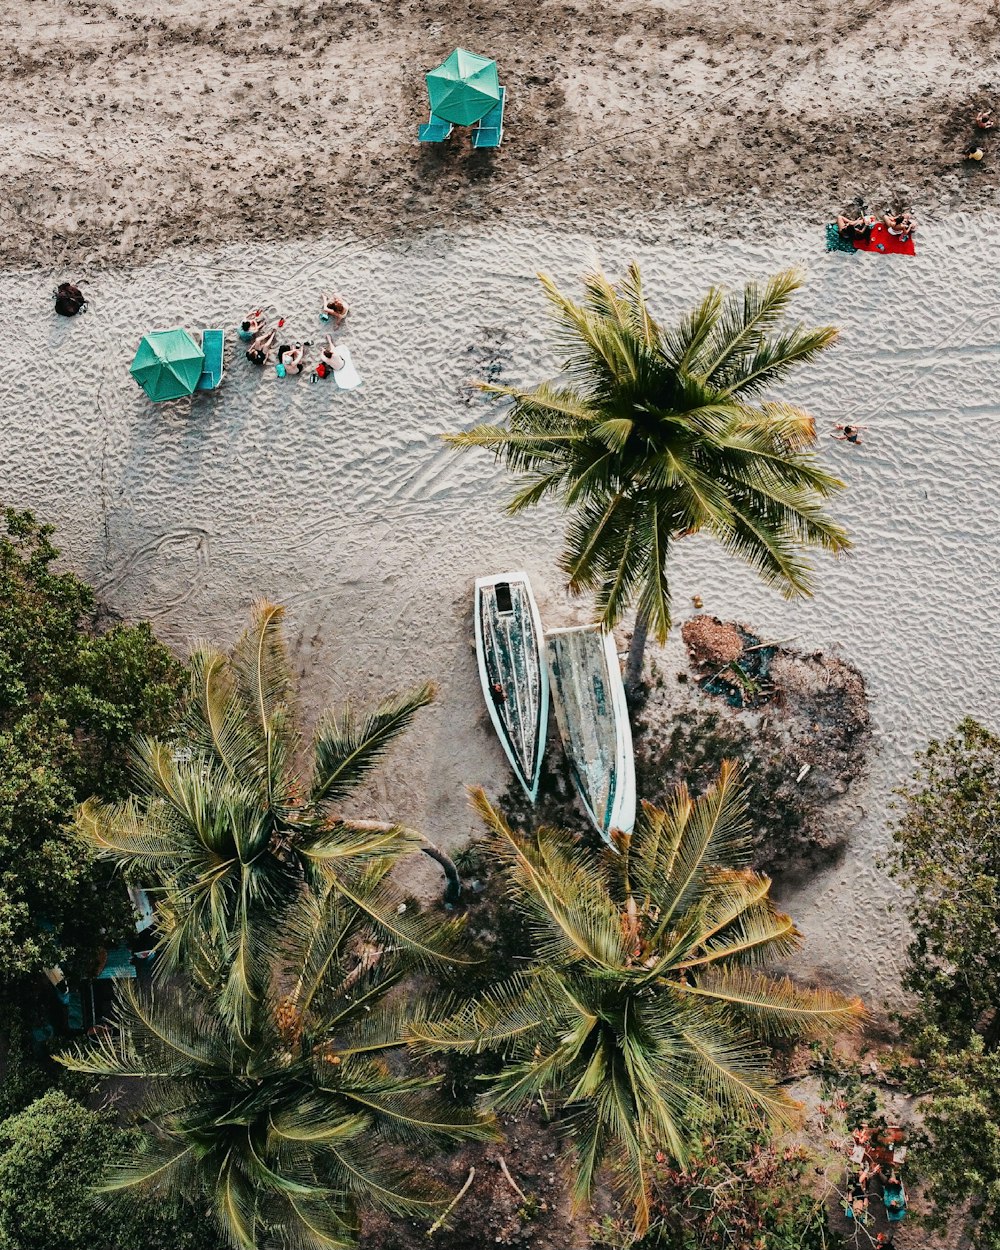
left=426, top=48, right=500, bottom=126
left=129, top=328, right=205, bottom=402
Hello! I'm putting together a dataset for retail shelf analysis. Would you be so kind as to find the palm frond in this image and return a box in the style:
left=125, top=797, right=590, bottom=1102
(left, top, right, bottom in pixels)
left=674, top=1017, right=797, bottom=1127
left=76, top=794, right=185, bottom=868
left=409, top=972, right=555, bottom=1053
left=717, top=324, right=839, bottom=398
left=676, top=967, right=863, bottom=1037
left=330, top=1078, right=496, bottom=1145
left=326, top=1144, right=442, bottom=1217
left=471, top=790, right=627, bottom=972
left=617, top=261, right=662, bottom=350
left=311, top=683, right=434, bottom=809
left=641, top=762, right=751, bottom=936
left=695, top=267, right=805, bottom=382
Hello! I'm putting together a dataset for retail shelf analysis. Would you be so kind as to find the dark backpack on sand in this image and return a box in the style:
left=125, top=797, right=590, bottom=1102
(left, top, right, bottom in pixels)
left=55, top=282, right=86, bottom=316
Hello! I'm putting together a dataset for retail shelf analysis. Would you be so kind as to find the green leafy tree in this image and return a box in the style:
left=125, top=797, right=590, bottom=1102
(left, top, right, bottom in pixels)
left=889, top=724, right=1000, bottom=1250
left=898, top=1029, right=1000, bottom=1250
left=77, top=600, right=450, bottom=1029
left=0, top=507, right=183, bottom=984
left=890, top=718, right=1000, bottom=1045
left=60, top=888, right=494, bottom=1250
left=445, top=267, right=850, bottom=693
left=0, top=1090, right=218, bottom=1250
left=413, top=763, right=860, bottom=1232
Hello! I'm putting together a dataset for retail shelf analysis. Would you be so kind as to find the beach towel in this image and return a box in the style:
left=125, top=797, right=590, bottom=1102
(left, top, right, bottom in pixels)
left=825, top=223, right=857, bottom=254
left=853, top=223, right=916, bottom=256
left=333, top=346, right=362, bottom=391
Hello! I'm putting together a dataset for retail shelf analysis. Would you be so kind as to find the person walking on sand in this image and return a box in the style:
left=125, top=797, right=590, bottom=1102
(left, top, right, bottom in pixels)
left=321, top=292, right=349, bottom=325
left=832, top=423, right=865, bottom=445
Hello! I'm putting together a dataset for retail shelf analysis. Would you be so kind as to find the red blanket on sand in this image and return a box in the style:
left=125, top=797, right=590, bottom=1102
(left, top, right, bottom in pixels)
left=853, top=222, right=916, bottom=255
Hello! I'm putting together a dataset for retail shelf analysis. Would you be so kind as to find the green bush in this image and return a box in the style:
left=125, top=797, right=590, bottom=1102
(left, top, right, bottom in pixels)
left=592, top=1123, right=839, bottom=1250
left=0, top=1091, right=219, bottom=1250
left=891, top=718, right=1000, bottom=1043
left=0, top=507, right=183, bottom=986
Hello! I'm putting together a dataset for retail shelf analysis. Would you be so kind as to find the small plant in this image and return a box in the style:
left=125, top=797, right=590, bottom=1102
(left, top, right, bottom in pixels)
left=517, top=1194, right=543, bottom=1221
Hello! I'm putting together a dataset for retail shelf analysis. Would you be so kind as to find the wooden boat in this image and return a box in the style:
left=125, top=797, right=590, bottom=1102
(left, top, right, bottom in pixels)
left=546, top=624, right=636, bottom=844
left=474, top=572, right=548, bottom=801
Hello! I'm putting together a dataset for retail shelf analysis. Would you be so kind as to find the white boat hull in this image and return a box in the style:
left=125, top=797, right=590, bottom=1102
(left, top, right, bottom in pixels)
left=546, top=624, right=636, bottom=844
left=475, top=572, right=549, bottom=801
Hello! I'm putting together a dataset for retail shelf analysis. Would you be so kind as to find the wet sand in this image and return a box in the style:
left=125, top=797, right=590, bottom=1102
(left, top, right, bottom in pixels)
left=2, top=210, right=998, bottom=1010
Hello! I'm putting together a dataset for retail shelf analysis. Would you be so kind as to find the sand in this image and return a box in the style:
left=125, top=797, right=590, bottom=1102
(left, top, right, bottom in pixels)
left=3, top=0, right=1000, bottom=271
left=2, top=208, right=999, bottom=1013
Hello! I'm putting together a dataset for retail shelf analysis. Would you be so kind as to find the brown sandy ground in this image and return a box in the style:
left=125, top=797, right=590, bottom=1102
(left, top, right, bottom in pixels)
left=3, top=0, right=999, bottom=270
left=640, top=615, right=873, bottom=880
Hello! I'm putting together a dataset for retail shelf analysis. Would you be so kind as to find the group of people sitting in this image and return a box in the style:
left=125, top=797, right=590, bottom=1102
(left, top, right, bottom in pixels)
left=238, top=293, right=350, bottom=383
left=835, top=209, right=918, bottom=246
left=844, top=1122, right=907, bottom=1240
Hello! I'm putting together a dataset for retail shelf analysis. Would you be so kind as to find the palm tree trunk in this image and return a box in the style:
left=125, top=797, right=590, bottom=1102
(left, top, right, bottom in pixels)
left=421, top=844, right=462, bottom=907
left=624, top=609, right=650, bottom=701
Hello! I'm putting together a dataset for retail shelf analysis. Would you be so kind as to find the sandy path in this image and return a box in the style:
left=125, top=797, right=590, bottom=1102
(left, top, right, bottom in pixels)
left=3, top=0, right=998, bottom=270
left=2, top=209, right=998, bottom=1010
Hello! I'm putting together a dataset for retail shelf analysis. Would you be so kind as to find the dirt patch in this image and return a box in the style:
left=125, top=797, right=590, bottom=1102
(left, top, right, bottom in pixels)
left=360, top=1109, right=590, bottom=1250
left=635, top=621, right=872, bottom=878
left=680, top=615, right=745, bottom=669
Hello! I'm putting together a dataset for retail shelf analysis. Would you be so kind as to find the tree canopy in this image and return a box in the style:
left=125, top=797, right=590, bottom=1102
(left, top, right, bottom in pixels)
left=890, top=718, right=1000, bottom=1045
left=891, top=721, right=1000, bottom=1249
left=60, top=887, right=492, bottom=1250
left=0, top=507, right=183, bottom=984
left=415, top=764, right=860, bottom=1231
left=0, top=1090, right=218, bottom=1250
left=76, top=599, right=448, bottom=1032
left=445, top=266, right=850, bottom=689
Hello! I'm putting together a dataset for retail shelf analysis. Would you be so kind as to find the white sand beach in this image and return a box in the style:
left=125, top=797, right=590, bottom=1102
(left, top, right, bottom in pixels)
left=2, top=210, right=999, bottom=1011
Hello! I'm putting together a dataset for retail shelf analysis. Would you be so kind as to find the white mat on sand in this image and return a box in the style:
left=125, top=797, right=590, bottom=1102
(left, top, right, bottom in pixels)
left=333, top=345, right=361, bottom=390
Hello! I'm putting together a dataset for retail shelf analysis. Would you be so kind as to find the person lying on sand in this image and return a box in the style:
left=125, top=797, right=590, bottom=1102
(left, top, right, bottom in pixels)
left=883, top=211, right=916, bottom=238
left=975, top=109, right=995, bottom=130
left=962, top=144, right=985, bottom=162
left=246, top=327, right=277, bottom=366
left=321, top=292, right=349, bottom=324
left=836, top=213, right=873, bottom=242
left=276, top=343, right=308, bottom=377
left=238, top=308, right=266, bottom=342
left=832, top=423, right=865, bottom=444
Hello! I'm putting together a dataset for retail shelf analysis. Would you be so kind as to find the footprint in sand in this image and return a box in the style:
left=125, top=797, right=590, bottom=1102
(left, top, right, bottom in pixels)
left=98, top=527, right=212, bottom=620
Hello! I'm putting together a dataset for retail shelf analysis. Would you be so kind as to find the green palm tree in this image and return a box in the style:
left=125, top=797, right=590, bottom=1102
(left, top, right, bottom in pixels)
left=445, top=266, right=851, bottom=693
left=77, top=600, right=458, bottom=1029
left=60, top=888, right=495, bottom=1250
left=411, top=763, right=861, bottom=1232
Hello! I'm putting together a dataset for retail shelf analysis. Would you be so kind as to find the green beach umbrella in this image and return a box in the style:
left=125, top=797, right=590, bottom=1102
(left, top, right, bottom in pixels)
left=129, top=328, right=205, bottom=402
left=426, top=48, right=500, bottom=126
